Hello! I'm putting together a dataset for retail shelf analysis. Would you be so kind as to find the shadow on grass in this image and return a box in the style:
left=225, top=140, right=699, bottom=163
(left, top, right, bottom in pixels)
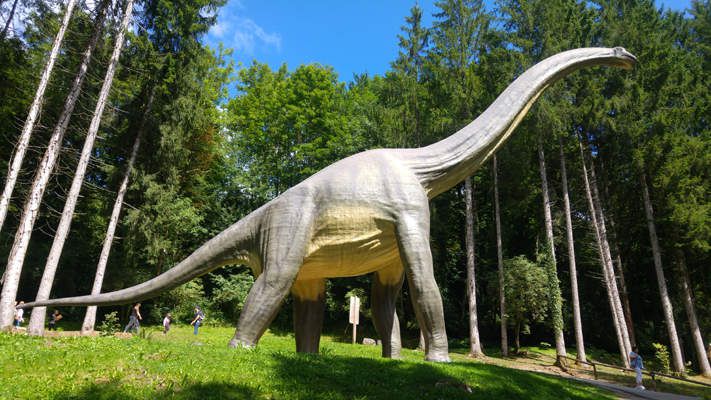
left=267, top=351, right=615, bottom=400
left=46, top=351, right=615, bottom=400
left=52, top=381, right=257, bottom=400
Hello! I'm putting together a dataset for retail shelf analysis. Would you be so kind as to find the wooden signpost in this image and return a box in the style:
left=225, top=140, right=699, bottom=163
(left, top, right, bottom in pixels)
left=349, top=295, right=360, bottom=344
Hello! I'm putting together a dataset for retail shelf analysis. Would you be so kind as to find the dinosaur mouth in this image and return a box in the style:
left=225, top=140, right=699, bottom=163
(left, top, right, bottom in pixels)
left=613, top=47, right=638, bottom=70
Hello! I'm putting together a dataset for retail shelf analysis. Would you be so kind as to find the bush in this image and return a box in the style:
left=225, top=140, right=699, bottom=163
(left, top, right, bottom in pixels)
left=150, top=280, right=210, bottom=325
left=209, top=268, right=254, bottom=323
left=97, top=311, right=121, bottom=336
left=652, top=343, right=671, bottom=374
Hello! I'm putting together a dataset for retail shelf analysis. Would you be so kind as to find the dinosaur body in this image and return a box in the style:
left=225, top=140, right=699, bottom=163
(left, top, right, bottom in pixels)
left=20, top=48, right=636, bottom=362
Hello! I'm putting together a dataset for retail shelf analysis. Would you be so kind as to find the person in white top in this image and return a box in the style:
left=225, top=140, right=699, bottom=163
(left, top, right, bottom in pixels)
left=163, top=313, right=172, bottom=334
left=629, top=346, right=645, bottom=390
left=14, top=301, right=25, bottom=327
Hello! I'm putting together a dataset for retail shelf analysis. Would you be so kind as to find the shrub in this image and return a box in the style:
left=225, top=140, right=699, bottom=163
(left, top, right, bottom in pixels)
left=97, top=311, right=120, bottom=336
left=652, top=343, right=671, bottom=374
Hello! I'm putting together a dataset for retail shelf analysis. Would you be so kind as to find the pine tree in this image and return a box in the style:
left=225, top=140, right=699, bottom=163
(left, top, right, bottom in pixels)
left=559, top=137, right=586, bottom=363
left=493, top=155, right=508, bottom=356
left=464, top=177, right=483, bottom=357
left=0, top=0, right=78, bottom=329
left=27, top=0, right=135, bottom=335
left=81, top=86, right=155, bottom=334
left=537, top=136, right=566, bottom=360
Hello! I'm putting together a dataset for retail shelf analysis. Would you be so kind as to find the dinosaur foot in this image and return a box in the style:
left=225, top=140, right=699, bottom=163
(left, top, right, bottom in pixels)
left=228, top=338, right=256, bottom=349
left=425, top=352, right=452, bottom=363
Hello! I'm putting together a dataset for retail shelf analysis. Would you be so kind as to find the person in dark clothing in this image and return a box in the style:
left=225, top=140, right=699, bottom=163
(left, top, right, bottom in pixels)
left=190, top=306, right=205, bottom=335
left=48, top=309, right=62, bottom=330
left=123, top=303, right=142, bottom=333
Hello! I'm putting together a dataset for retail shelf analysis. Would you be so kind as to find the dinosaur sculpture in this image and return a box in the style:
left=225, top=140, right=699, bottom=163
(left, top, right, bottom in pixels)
left=21, top=47, right=636, bottom=362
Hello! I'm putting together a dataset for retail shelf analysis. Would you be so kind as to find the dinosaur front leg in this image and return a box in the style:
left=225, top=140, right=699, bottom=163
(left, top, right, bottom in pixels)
left=291, top=278, right=326, bottom=353
left=229, top=202, right=314, bottom=349
left=371, top=264, right=404, bottom=358
left=396, top=213, right=450, bottom=362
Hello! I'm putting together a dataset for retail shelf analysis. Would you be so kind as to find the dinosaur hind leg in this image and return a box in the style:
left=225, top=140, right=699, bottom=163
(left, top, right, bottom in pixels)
left=371, top=264, right=404, bottom=358
left=396, top=212, right=450, bottom=362
left=291, top=278, right=326, bottom=353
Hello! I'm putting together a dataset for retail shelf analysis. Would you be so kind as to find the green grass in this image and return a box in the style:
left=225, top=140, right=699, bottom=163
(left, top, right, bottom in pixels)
left=2, top=326, right=621, bottom=399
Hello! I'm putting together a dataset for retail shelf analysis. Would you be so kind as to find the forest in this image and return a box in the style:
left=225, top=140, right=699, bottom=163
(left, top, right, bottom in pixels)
left=0, top=0, right=709, bottom=378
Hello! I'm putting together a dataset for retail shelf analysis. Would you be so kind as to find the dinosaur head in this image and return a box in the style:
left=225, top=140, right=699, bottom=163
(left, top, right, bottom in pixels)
left=607, top=46, right=638, bottom=70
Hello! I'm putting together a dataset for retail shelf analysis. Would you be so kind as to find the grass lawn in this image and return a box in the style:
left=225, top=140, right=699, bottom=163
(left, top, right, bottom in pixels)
left=0, top=325, right=624, bottom=400
left=4, top=325, right=710, bottom=400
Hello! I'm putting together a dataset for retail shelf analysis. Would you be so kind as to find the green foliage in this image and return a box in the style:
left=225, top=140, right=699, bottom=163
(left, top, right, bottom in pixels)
left=503, top=256, right=549, bottom=348
left=652, top=342, right=672, bottom=374
left=97, top=311, right=121, bottom=336
left=208, top=267, right=254, bottom=323
left=537, top=243, right=564, bottom=334
left=151, top=280, right=209, bottom=324
left=226, top=62, right=367, bottom=199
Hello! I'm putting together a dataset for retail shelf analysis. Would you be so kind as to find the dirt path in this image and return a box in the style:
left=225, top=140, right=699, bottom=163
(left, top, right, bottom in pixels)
left=568, top=377, right=701, bottom=400
left=465, top=352, right=705, bottom=400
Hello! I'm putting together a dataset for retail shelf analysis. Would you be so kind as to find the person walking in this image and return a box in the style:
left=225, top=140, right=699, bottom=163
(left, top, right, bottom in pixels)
left=14, top=301, right=25, bottom=328
left=629, top=346, right=645, bottom=390
left=123, top=303, right=142, bottom=333
left=162, top=313, right=172, bottom=334
left=48, top=309, right=62, bottom=330
left=190, top=306, right=205, bottom=335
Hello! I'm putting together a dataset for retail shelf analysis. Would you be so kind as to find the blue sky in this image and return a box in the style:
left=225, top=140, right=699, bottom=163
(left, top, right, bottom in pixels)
left=203, top=0, right=694, bottom=83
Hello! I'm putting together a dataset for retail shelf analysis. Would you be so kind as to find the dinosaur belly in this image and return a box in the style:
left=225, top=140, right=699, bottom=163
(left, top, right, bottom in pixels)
left=297, top=205, right=401, bottom=280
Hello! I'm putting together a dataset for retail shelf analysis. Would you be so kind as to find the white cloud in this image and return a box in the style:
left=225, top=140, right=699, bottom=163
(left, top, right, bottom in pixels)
left=231, top=18, right=281, bottom=55
left=211, top=21, right=226, bottom=38
left=207, top=2, right=281, bottom=57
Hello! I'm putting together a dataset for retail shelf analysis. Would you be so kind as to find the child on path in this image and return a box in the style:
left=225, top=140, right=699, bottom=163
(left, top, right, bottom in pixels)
left=163, top=313, right=172, bottom=334
left=629, top=346, right=645, bottom=390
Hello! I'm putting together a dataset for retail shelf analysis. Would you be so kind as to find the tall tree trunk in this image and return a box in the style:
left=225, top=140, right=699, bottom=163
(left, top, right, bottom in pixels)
left=3, top=0, right=109, bottom=335
left=559, top=137, right=586, bottom=363
left=514, top=320, right=521, bottom=354
left=586, top=144, right=634, bottom=359
left=81, top=86, right=154, bottom=334
left=0, top=0, right=78, bottom=329
left=579, top=139, right=630, bottom=367
left=608, top=223, right=636, bottom=348
left=599, top=159, right=637, bottom=348
left=493, top=155, right=508, bottom=357
left=640, top=173, right=685, bottom=374
left=10, top=0, right=108, bottom=335
left=27, top=0, right=134, bottom=335
left=674, top=250, right=711, bottom=377
left=464, top=177, right=484, bottom=357
left=0, top=0, right=77, bottom=235
left=0, top=0, right=19, bottom=39
left=537, top=138, right=566, bottom=359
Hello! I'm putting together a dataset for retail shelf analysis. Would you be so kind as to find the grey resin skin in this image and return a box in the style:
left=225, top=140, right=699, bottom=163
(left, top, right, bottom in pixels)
left=21, top=48, right=636, bottom=362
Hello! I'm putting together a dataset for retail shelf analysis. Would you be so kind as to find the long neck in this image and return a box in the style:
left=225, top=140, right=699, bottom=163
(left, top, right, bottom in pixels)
left=403, top=48, right=616, bottom=198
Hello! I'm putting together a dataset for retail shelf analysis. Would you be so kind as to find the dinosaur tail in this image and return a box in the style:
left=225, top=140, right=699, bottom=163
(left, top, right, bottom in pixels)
left=20, top=215, right=256, bottom=309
